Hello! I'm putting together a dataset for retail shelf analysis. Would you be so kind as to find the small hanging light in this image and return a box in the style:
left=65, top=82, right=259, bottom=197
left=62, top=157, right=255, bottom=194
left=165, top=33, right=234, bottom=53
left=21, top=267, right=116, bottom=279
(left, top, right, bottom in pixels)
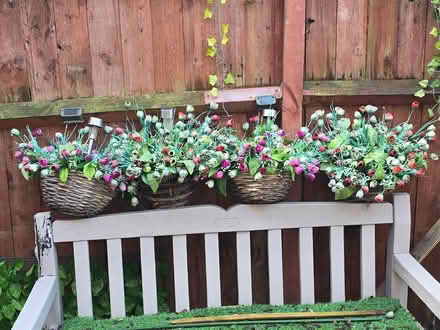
left=161, top=108, right=175, bottom=131
left=87, top=117, right=104, bottom=155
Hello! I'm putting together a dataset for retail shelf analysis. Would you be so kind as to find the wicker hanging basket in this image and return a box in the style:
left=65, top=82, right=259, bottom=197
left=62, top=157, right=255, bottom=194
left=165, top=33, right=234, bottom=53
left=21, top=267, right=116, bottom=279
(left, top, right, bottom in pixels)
left=230, top=173, right=293, bottom=204
left=141, top=176, right=194, bottom=209
left=40, top=171, right=115, bottom=218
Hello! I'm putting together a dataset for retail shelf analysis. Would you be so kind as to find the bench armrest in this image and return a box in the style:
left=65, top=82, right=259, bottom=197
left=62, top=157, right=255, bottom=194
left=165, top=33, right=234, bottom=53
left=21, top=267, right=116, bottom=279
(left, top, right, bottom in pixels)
left=12, top=276, right=58, bottom=330
left=394, top=253, right=440, bottom=319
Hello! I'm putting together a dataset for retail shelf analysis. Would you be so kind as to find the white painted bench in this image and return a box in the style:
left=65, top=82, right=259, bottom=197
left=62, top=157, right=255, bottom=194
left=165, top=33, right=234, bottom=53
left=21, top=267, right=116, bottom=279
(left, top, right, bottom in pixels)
left=12, top=193, right=440, bottom=330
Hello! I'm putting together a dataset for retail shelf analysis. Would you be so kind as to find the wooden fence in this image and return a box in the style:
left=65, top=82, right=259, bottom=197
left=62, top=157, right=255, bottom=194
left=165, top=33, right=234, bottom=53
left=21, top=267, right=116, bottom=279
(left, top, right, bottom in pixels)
left=0, top=0, right=438, bottom=327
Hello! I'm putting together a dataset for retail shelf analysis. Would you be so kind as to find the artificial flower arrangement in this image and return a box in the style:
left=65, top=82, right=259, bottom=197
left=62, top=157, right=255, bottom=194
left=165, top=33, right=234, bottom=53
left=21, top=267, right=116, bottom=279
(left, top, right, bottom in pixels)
left=116, top=103, right=238, bottom=207
left=310, top=104, right=439, bottom=202
left=11, top=125, right=126, bottom=217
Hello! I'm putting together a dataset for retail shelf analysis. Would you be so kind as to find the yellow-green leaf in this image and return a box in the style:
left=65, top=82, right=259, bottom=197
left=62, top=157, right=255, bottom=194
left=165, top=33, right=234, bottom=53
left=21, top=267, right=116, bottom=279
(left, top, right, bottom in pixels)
left=224, top=72, right=235, bottom=85
left=207, top=37, right=217, bottom=47
left=418, top=79, right=429, bottom=88
left=210, top=87, right=218, bottom=97
left=204, top=7, right=213, bottom=19
left=415, top=89, right=425, bottom=98
left=208, top=74, right=218, bottom=86
left=431, top=27, right=439, bottom=38
left=435, top=40, right=440, bottom=50
left=220, top=0, right=227, bottom=4
left=206, top=46, right=216, bottom=57
left=222, top=24, right=229, bottom=34
left=222, top=35, right=229, bottom=45
left=335, top=187, right=355, bottom=200
left=59, top=168, right=69, bottom=183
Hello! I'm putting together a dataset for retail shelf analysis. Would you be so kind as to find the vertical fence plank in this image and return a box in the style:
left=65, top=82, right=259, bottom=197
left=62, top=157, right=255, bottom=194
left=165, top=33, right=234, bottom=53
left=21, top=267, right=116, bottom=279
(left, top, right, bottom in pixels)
left=150, top=0, right=185, bottom=92
left=305, top=0, right=337, bottom=80
left=366, top=1, right=399, bottom=79
left=107, top=238, right=125, bottom=318
left=397, top=0, right=428, bottom=79
left=19, top=0, right=60, bottom=101
left=336, top=0, right=368, bottom=80
left=87, top=0, right=124, bottom=96
left=53, top=0, right=93, bottom=98
left=73, top=241, right=93, bottom=317
left=0, top=130, right=13, bottom=257
left=236, top=231, right=252, bottom=305
left=361, top=225, right=376, bottom=298
left=204, top=233, right=221, bottom=307
left=182, top=0, right=216, bottom=90
left=267, top=229, right=283, bottom=305
left=299, top=227, right=315, bottom=304
left=173, top=234, right=190, bottom=312
left=140, top=237, right=157, bottom=314
left=0, top=1, right=30, bottom=103
left=119, top=0, right=155, bottom=94
left=330, top=226, right=345, bottom=302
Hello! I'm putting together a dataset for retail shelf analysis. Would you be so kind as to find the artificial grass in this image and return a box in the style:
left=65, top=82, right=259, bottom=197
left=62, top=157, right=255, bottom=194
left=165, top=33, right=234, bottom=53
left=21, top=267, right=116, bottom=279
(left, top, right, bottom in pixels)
left=63, top=297, right=419, bottom=329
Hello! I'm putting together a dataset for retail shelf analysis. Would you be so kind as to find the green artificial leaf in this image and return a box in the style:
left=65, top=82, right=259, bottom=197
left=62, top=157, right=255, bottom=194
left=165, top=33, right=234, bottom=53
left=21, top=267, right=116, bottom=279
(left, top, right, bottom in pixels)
left=220, top=0, right=227, bottom=4
left=14, top=259, right=24, bottom=272
left=92, top=278, right=105, bottom=297
left=428, top=107, right=435, bottom=118
left=367, top=126, right=378, bottom=146
left=415, top=89, right=426, bottom=98
left=210, top=87, right=218, bottom=97
left=1, top=304, right=15, bottom=320
left=222, top=23, right=229, bottom=34
left=215, top=177, right=227, bottom=197
left=142, top=174, right=161, bottom=193
left=289, top=166, right=296, bottom=181
left=431, top=27, right=439, bottom=38
left=364, top=150, right=387, bottom=165
left=203, top=7, right=213, bottom=19
left=59, top=167, right=69, bottom=183
left=83, top=163, right=96, bottom=181
left=207, top=37, right=217, bottom=47
left=11, top=299, right=22, bottom=311
left=8, top=283, right=21, bottom=299
left=328, top=132, right=349, bottom=150
left=20, top=168, right=30, bottom=181
left=0, top=287, right=2, bottom=296
left=436, top=40, right=440, bottom=51
left=208, top=167, right=217, bottom=178
left=206, top=46, right=216, bottom=57
left=375, top=163, right=385, bottom=181
left=139, top=147, right=152, bottom=162
left=208, top=74, right=218, bottom=86
left=419, top=79, right=429, bottom=88
left=335, top=187, right=355, bottom=200
left=25, top=265, right=35, bottom=277
left=339, top=118, right=351, bottom=129
left=222, top=35, right=229, bottom=45
left=181, top=160, right=195, bottom=175
left=224, top=72, right=235, bottom=85
left=266, top=167, right=276, bottom=175
left=249, top=157, right=260, bottom=176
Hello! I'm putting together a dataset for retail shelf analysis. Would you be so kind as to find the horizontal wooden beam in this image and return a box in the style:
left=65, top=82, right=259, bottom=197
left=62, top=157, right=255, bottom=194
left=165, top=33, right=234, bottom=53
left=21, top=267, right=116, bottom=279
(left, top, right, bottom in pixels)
left=303, top=79, right=419, bottom=97
left=0, top=86, right=282, bottom=120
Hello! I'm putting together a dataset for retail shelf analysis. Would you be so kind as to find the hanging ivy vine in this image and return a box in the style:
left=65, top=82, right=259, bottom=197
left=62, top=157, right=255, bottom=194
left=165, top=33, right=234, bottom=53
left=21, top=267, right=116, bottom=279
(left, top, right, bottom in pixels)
left=416, top=0, right=440, bottom=117
left=204, top=0, right=236, bottom=97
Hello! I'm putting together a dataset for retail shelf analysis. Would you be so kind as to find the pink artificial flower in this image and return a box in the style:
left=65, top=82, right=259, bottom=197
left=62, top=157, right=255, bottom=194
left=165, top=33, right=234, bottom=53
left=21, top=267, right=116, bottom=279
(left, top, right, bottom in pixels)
left=226, top=119, right=233, bottom=127
left=215, top=171, right=224, bottom=179
left=39, top=159, right=49, bottom=167
left=385, top=112, right=393, bottom=121
left=211, top=114, right=220, bottom=121
left=62, top=150, right=69, bottom=158
left=27, top=143, right=34, bottom=150
left=111, top=160, right=119, bottom=168
left=308, top=164, right=319, bottom=174
left=295, top=166, right=304, bottom=175
left=319, top=134, right=329, bottom=143
left=255, top=144, right=264, bottom=153
left=119, top=183, right=127, bottom=192
left=259, top=139, right=267, bottom=146
left=260, top=167, right=267, bottom=175
left=22, top=156, right=30, bottom=164
left=221, top=160, right=231, bottom=168
left=244, top=144, right=251, bottom=151
left=112, top=170, right=121, bottom=179
left=261, top=154, right=271, bottom=161
left=239, top=163, right=248, bottom=173
left=114, top=127, right=124, bottom=135
left=103, top=174, right=112, bottom=183
left=305, top=173, right=316, bottom=182
left=375, top=194, right=384, bottom=203
left=296, top=130, right=305, bottom=139
left=249, top=115, right=259, bottom=123
left=31, top=128, right=43, bottom=137
left=99, top=157, right=109, bottom=165
left=216, top=145, right=225, bottom=152
left=15, top=151, right=23, bottom=160
left=46, top=146, right=55, bottom=153
left=290, top=159, right=300, bottom=167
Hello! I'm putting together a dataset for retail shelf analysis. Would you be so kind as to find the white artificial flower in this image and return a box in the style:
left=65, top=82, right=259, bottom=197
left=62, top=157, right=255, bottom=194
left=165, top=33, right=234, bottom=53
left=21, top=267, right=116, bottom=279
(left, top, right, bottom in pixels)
left=29, top=164, right=39, bottom=172
left=370, top=116, right=377, bottom=124
left=254, top=172, right=263, bottom=180
left=136, top=111, right=144, bottom=119
left=335, top=107, right=345, bottom=116
left=356, top=190, right=364, bottom=199
left=365, top=105, right=378, bottom=113
left=229, top=170, right=238, bottom=178
left=354, top=111, right=362, bottom=119
left=131, top=197, right=139, bottom=207
left=428, top=125, right=436, bottom=131
left=186, top=105, right=194, bottom=113
left=206, top=180, right=215, bottom=188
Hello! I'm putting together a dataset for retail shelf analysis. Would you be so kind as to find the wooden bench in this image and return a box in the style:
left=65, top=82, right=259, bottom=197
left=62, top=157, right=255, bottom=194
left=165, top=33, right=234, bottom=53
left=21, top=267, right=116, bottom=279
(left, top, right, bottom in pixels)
left=12, top=193, right=440, bottom=329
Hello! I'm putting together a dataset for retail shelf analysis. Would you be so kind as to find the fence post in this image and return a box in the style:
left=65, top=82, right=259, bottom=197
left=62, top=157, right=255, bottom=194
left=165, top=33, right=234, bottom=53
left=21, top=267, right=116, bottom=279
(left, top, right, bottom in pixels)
left=34, top=212, right=63, bottom=329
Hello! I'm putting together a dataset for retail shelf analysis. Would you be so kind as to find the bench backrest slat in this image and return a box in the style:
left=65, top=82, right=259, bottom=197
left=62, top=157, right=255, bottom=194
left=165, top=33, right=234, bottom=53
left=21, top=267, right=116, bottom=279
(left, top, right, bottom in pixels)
left=330, top=226, right=345, bottom=302
left=173, top=235, right=190, bottom=312
left=48, top=201, right=397, bottom=317
left=268, top=229, right=284, bottom=305
left=204, top=233, right=221, bottom=307
left=299, top=227, right=315, bottom=304
left=73, top=241, right=93, bottom=317
left=107, top=239, right=126, bottom=318
left=140, top=237, right=158, bottom=314
left=236, top=231, right=253, bottom=305
left=361, top=225, right=376, bottom=298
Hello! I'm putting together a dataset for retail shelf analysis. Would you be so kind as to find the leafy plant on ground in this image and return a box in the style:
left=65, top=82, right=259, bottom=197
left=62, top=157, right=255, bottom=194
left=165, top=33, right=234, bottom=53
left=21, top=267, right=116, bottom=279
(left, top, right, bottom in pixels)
left=0, top=259, right=38, bottom=330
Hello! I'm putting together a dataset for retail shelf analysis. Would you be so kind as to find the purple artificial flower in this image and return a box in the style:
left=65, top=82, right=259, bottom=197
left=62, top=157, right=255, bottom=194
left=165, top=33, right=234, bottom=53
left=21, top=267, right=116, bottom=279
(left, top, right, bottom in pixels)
left=22, top=156, right=30, bottom=164
left=215, top=171, right=224, bottom=179
left=39, top=159, right=49, bottom=167
left=319, top=134, right=329, bottom=143
left=221, top=160, right=231, bottom=168
left=31, top=128, right=43, bottom=137
left=99, top=157, right=109, bottom=165
left=260, top=167, right=267, bottom=175
left=62, top=150, right=70, bottom=158
left=15, top=151, right=23, bottom=160
left=53, top=164, right=61, bottom=172
left=305, top=173, right=316, bottom=182
left=290, top=159, right=300, bottom=167
left=277, top=130, right=285, bottom=137
left=27, top=143, right=34, bottom=150
left=239, top=163, right=249, bottom=173
left=259, top=139, right=267, bottom=146
left=295, top=166, right=304, bottom=175
left=238, top=151, right=245, bottom=157
left=311, top=158, right=320, bottom=166
left=103, top=174, right=112, bottom=184
left=112, top=170, right=121, bottom=179
left=296, top=130, right=305, bottom=139
left=86, top=153, right=95, bottom=161
left=307, top=164, right=319, bottom=174
left=46, top=145, right=55, bottom=153
left=255, top=144, right=264, bottom=153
